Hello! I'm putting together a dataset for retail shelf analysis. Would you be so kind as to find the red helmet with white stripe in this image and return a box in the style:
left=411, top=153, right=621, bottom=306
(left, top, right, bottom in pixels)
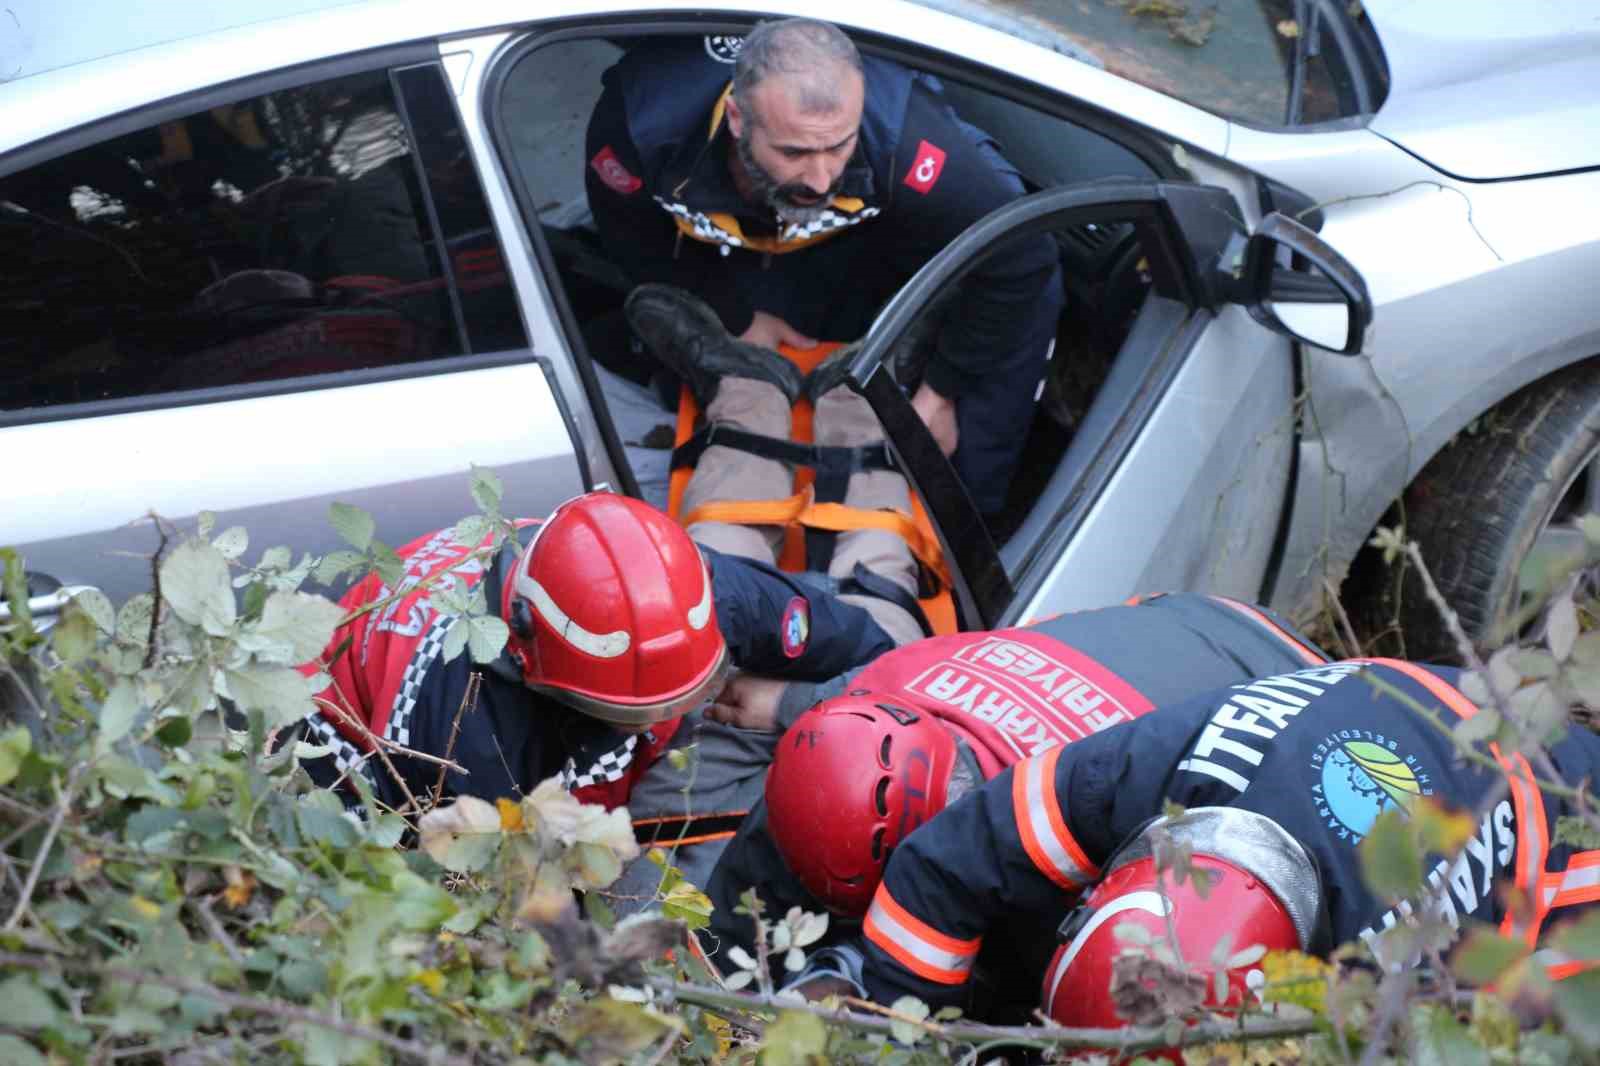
left=501, top=492, right=728, bottom=728
left=1042, top=807, right=1315, bottom=1052
left=765, top=696, right=976, bottom=916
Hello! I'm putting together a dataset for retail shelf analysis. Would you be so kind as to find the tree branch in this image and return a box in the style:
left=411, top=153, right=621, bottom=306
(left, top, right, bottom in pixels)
left=0, top=949, right=450, bottom=1063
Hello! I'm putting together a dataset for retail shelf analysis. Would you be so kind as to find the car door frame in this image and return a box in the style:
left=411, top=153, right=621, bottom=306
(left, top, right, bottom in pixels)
left=841, top=181, right=1300, bottom=629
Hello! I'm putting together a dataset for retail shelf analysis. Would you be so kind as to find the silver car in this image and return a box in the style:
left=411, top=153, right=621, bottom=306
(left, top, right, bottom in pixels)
left=3, top=0, right=1597, bottom=657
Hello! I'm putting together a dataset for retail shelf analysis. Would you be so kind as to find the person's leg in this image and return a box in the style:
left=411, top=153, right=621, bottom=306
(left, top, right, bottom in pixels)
left=812, top=383, right=923, bottom=646
left=680, top=378, right=794, bottom=564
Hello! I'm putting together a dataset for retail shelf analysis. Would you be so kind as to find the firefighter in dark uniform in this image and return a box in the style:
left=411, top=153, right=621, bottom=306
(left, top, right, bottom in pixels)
left=692, top=592, right=1331, bottom=1010
left=844, top=657, right=1600, bottom=1033
left=295, top=492, right=897, bottom=812
left=584, top=18, right=1064, bottom=516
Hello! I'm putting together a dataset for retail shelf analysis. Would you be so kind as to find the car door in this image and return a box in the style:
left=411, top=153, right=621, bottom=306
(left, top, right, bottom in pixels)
left=845, top=181, right=1370, bottom=629
left=2, top=54, right=587, bottom=613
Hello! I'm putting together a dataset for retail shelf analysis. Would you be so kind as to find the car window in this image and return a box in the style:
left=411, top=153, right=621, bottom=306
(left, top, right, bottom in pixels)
left=0, top=65, right=517, bottom=415
left=910, top=0, right=1388, bottom=126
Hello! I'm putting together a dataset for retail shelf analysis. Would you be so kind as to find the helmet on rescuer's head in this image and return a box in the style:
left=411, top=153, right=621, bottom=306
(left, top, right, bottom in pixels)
left=501, top=492, right=729, bottom=728
left=765, top=696, right=979, bottom=916
left=1042, top=807, right=1320, bottom=1053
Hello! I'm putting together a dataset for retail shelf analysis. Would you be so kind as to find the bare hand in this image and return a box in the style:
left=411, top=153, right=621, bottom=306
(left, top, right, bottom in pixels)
left=911, top=383, right=958, bottom=457
left=703, top=675, right=788, bottom=732
left=740, top=311, right=817, bottom=352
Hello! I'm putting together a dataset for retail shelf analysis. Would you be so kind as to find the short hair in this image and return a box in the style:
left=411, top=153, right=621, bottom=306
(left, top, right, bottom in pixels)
left=732, top=18, right=864, bottom=121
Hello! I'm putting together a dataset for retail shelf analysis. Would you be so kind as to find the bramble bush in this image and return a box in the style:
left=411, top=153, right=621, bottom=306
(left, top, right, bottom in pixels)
left=1, top=477, right=1598, bottom=1064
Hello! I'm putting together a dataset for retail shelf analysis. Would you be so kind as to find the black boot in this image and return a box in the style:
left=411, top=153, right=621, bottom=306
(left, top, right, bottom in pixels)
left=625, top=285, right=804, bottom=407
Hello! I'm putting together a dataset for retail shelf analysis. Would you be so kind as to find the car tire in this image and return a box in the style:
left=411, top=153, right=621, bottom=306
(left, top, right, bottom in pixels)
left=1395, top=360, right=1600, bottom=661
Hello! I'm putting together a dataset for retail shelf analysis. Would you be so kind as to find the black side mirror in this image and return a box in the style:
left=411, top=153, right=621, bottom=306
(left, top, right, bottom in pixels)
left=1243, top=212, right=1371, bottom=354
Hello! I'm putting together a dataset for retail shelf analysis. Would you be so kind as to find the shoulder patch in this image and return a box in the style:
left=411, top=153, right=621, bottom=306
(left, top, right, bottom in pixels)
left=902, top=139, right=947, bottom=194
left=590, top=145, right=642, bottom=195
left=704, top=35, right=744, bottom=63
left=780, top=596, right=811, bottom=659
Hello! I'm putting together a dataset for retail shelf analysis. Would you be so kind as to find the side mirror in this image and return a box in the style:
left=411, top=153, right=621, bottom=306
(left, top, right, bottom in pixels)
left=1243, top=212, right=1371, bottom=354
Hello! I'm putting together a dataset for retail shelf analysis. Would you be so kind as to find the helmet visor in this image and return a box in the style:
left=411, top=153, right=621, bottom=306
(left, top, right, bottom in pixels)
left=537, top=646, right=733, bottom=728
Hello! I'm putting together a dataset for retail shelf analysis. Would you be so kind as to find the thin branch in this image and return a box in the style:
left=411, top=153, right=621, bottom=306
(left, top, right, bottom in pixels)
left=0, top=949, right=451, bottom=1062
left=1322, top=576, right=1364, bottom=658
left=430, top=670, right=482, bottom=807
left=3, top=769, right=76, bottom=931
left=648, top=977, right=1318, bottom=1055
left=190, top=896, right=247, bottom=967
left=143, top=513, right=171, bottom=668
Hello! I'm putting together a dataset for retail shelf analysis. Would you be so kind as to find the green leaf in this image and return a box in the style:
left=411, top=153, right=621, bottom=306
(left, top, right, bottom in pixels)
left=97, top=680, right=144, bottom=750
left=161, top=539, right=237, bottom=635
left=453, top=514, right=492, bottom=547
left=467, top=614, right=509, bottom=664
left=222, top=665, right=315, bottom=729
left=0, top=975, right=59, bottom=1028
left=1552, top=967, right=1600, bottom=1045
left=259, top=545, right=293, bottom=571
left=470, top=466, right=504, bottom=517
left=239, top=591, right=345, bottom=664
left=372, top=542, right=404, bottom=588
left=0, top=727, right=32, bottom=787
left=1452, top=706, right=1503, bottom=746
left=887, top=995, right=930, bottom=1046
left=369, top=814, right=407, bottom=849
left=49, top=606, right=96, bottom=664
left=761, top=1010, right=830, bottom=1064
left=328, top=503, right=375, bottom=552
left=1450, top=923, right=1527, bottom=984
left=115, top=592, right=155, bottom=646
left=213, top=525, right=249, bottom=560
left=1551, top=908, right=1600, bottom=959
left=297, top=790, right=361, bottom=848
left=417, top=796, right=502, bottom=874
left=314, top=550, right=366, bottom=588
left=388, top=871, right=459, bottom=930
left=1410, top=1003, right=1489, bottom=1066
left=441, top=617, right=469, bottom=664
left=154, top=715, right=193, bottom=748
left=1359, top=807, right=1423, bottom=899
left=0, top=1035, right=47, bottom=1066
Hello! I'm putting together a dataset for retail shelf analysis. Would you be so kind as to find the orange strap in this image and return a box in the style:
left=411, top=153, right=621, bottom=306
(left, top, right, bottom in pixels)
left=682, top=486, right=952, bottom=591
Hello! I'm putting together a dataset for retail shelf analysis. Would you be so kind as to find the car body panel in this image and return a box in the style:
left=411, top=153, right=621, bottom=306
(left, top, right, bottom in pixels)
left=9, top=364, right=584, bottom=604
left=1363, top=0, right=1600, bottom=179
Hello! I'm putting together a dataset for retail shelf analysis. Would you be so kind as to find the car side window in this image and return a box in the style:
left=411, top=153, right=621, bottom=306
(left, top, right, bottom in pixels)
left=0, top=65, right=512, bottom=414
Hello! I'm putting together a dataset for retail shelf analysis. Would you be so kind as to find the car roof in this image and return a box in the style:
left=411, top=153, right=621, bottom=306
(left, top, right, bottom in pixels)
left=1366, top=0, right=1600, bottom=180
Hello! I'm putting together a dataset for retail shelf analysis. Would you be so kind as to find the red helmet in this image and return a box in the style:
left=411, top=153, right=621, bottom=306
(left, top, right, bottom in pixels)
left=502, top=492, right=728, bottom=727
left=765, top=696, right=973, bottom=916
left=1042, top=807, right=1317, bottom=1057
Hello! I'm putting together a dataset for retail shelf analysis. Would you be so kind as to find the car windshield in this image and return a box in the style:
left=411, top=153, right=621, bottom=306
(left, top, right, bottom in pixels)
left=910, top=0, right=1388, bottom=127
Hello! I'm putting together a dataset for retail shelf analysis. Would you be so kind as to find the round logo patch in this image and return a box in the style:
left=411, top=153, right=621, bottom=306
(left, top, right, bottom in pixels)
left=1311, top=734, right=1432, bottom=842
left=704, top=35, right=744, bottom=63
left=780, top=596, right=811, bottom=659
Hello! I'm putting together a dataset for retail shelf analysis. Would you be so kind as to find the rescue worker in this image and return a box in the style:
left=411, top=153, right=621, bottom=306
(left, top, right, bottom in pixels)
left=693, top=592, right=1330, bottom=1008
left=295, top=491, right=898, bottom=813
left=584, top=18, right=1064, bottom=517
left=843, top=657, right=1600, bottom=1033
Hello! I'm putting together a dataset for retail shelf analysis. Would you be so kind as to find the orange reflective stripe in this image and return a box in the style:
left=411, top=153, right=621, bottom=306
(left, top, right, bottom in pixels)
left=1012, top=747, right=1098, bottom=891
left=1213, top=596, right=1327, bottom=665
left=1544, top=851, right=1600, bottom=909
left=683, top=489, right=952, bottom=588
left=1365, top=658, right=1482, bottom=720
left=1547, top=959, right=1600, bottom=981
left=863, top=887, right=980, bottom=986
left=1496, top=752, right=1550, bottom=945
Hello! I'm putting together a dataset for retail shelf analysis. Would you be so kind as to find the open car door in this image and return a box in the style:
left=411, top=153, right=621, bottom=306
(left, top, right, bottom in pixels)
left=843, top=181, right=1371, bottom=630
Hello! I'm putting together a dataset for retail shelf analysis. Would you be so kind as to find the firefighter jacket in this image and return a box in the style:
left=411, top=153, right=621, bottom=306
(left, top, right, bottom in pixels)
left=297, top=520, right=897, bottom=812
left=702, top=593, right=1330, bottom=981
left=860, top=658, right=1600, bottom=1008
left=582, top=36, right=1062, bottom=416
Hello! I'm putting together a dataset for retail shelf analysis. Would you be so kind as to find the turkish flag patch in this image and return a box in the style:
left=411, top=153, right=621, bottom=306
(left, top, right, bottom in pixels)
left=902, top=139, right=947, bottom=194
left=779, top=596, right=811, bottom=658
left=590, top=145, right=642, bottom=195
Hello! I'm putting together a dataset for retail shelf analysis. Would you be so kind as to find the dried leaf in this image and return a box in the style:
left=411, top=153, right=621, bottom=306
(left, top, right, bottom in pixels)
left=1275, top=18, right=1300, bottom=37
left=417, top=795, right=503, bottom=873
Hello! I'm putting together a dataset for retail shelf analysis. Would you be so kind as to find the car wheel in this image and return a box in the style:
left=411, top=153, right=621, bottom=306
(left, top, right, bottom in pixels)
left=1395, top=360, right=1600, bottom=661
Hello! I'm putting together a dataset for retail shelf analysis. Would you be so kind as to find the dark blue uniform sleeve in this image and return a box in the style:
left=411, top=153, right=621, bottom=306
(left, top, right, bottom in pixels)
left=881, top=79, right=1061, bottom=401
left=859, top=707, right=1202, bottom=1007
left=706, top=547, right=895, bottom=680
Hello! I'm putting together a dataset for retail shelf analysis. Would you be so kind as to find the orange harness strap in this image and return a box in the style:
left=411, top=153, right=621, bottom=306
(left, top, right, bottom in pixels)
left=666, top=340, right=957, bottom=636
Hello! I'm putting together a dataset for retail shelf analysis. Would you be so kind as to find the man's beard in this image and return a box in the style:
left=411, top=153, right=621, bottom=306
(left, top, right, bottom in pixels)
left=735, top=130, right=841, bottom=227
